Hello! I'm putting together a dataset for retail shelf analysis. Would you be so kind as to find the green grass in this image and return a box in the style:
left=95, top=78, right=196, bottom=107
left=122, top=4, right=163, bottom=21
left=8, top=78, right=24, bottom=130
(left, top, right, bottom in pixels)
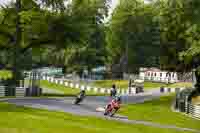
left=0, top=102, right=194, bottom=133
left=0, top=70, right=12, bottom=80
left=144, top=82, right=166, bottom=89
left=90, top=80, right=129, bottom=89
left=119, top=95, right=200, bottom=130
left=167, top=82, right=193, bottom=88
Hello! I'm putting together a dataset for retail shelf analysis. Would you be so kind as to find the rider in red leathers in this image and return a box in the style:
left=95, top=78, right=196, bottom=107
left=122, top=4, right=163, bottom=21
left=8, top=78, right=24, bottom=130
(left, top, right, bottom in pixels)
left=104, top=96, right=121, bottom=116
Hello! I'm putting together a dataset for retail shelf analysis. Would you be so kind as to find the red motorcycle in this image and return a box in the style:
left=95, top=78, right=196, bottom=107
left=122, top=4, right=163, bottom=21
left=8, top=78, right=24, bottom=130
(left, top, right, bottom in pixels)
left=104, top=98, right=121, bottom=117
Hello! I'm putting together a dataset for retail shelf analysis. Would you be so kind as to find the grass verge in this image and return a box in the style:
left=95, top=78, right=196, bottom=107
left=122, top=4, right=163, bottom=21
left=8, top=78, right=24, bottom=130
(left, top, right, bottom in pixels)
left=119, top=95, right=200, bottom=130
left=0, top=102, right=194, bottom=133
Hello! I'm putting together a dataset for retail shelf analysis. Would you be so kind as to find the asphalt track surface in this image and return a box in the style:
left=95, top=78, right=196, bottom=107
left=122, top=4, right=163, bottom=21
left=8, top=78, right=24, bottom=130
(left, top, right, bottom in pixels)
left=1, top=91, right=200, bottom=133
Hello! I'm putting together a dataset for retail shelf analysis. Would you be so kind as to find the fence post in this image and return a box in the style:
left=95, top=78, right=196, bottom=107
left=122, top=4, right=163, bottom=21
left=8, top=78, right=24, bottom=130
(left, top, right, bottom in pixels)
left=185, top=96, right=189, bottom=114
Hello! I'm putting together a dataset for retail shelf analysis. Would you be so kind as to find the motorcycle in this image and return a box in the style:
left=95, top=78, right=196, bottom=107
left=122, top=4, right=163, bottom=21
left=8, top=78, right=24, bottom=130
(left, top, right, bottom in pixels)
left=104, top=99, right=120, bottom=117
left=74, top=91, right=85, bottom=105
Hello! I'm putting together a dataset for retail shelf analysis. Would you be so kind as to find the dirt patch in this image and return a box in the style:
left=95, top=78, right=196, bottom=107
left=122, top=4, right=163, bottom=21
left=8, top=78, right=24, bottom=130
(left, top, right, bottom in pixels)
left=192, top=96, right=200, bottom=105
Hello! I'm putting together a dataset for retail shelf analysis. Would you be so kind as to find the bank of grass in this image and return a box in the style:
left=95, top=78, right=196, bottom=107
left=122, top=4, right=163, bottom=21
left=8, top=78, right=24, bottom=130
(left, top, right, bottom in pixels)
left=90, top=80, right=129, bottom=89
left=0, top=102, right=194, bottom=133
left=39, top=80, right=106, bottom=96
left=91, top=80, right=192, bottom=89
left=91, top=80, right=160, bottom=89
left=119, top=95, right=200, bottom=131
left=40, top=80, right=80, bottom=95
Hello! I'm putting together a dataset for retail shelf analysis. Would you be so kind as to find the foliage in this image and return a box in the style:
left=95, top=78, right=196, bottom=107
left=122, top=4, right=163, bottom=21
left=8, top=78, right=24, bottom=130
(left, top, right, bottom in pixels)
left=106, top=0, right=160, bottom=73
left=0, top=0, right=110, bottom=75
left=158, top=0, right=200, bottom=71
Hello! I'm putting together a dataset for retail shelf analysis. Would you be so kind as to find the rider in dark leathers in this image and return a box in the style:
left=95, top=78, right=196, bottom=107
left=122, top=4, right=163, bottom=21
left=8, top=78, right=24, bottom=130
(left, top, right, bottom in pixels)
left=110, top=84, right=117, bottom=98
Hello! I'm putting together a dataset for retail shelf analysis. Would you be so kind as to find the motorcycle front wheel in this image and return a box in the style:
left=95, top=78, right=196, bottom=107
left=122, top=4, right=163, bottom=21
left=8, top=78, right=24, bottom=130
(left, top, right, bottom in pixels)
left=109, top=108, right=118, bottom=117
left=104, top=105, right=111, bottom=115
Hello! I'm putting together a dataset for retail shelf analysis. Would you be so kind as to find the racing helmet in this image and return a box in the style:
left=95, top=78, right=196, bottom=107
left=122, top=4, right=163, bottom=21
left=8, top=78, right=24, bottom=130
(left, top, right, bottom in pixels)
left=115, top=95, right=121, bottom=102
left=81, top=90, right=85, bottom=94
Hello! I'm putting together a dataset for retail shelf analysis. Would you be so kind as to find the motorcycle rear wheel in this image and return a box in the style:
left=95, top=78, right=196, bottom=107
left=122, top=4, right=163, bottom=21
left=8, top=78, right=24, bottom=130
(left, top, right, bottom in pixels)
left=74, top=98, right=81, bottom=105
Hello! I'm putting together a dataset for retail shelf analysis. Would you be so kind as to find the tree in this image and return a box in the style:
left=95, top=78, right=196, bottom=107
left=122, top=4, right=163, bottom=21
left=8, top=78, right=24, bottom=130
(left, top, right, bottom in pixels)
left=0, top=0, right=66, bottom=86
left=106, top=0, right=160, bottom=73
left=0, top=0, right=111, bottom=79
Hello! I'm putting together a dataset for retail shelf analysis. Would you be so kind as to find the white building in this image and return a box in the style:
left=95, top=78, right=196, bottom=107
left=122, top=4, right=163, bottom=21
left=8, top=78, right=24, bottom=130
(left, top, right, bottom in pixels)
left=139, top=68, right=178, bottom=83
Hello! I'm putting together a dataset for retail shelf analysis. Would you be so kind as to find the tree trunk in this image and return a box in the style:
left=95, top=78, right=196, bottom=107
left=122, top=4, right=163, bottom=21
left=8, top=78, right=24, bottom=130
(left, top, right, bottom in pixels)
left=195, top=70, right=200, bottom=92
left=13, top=0, right=22, bottom=87
left=62, top=66, right=66, bottom=74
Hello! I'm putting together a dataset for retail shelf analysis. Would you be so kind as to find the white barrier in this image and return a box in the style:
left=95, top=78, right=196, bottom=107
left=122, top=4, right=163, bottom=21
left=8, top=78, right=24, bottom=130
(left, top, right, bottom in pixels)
left=70, top=83, right=74, bottom=88
left=81, top=85, right=85, bottom=90
left=87, top=86, right=91, bottom=91
left=55, top=80, right=58, bottom=84
left=16, top=87, right=25, bottom=97
left=47, top=77, right=50, bottom=81
left=60, top=80, right=64, bottom=85
left=65, top=82, right=69, bottom=87
left=180, top=88, right=185, bottom=91
left=100, top=88, right=105, bottom=94
left=75, top=84, right=79, bottom=89
left=171, top=88, right=176, bottom=93
left=94, top=88, right=98, bottom=93
left=0, top=86, right=5, bottom=97
left=188, top=103, right=200, bottom=120
left=131, top=87, right=136, bottom=94
left=50, top=77, right=54, bottom=82
left=117, top=90, right=121, bottom=94
left=164, top=87, right=169, bottom=92
left=107, top=89, right=111, bottom=94
left=125, top=90, right=129, bottom=95
left=121, top=90, right=125, bottom=95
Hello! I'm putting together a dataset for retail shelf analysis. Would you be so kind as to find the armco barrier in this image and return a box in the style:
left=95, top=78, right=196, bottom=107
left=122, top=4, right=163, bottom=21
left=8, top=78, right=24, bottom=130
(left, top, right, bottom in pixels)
left=100, top=88, right=105, bottom=94
left=81, top=85, right=85, bottom=90
left=59, top=80, right=63, bottom=85
left=94, top=87, right=98, bottom=93
left=86, top=86, right=91, bottom=91
left=75, top=84, right=79, bottom=89
left=65, top=82, right=69, bottom=87
left=187, top=103, right=200, bottom=120
left=0, top=86, right=5, bottom=97
left=0, top=86, right=26, bottom=97
left=70, top=83, right=74, bottom=88
left=16, top=87, right=25, bottom=97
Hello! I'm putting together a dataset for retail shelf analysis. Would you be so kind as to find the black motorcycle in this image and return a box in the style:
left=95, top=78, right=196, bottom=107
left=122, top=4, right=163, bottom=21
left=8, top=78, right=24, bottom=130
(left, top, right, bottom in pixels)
left=74, top=90, right=86, bottom=105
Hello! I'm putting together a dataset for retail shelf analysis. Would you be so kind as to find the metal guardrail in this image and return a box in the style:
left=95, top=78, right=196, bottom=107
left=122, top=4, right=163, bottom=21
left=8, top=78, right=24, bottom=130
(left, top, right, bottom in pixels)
left=0, top=86, right=26, bottom=97
left=187, top=103, right=200, bottom=120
